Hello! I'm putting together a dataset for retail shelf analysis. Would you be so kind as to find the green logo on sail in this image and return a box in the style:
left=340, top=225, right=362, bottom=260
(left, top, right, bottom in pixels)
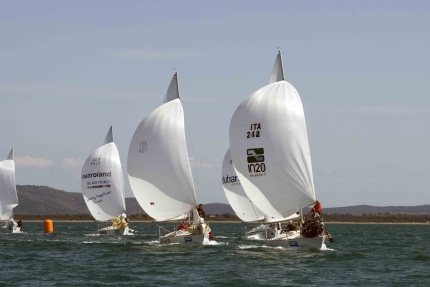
left=247, top=148, right=265, bottom=163
left=247, top=148, right=266, bottom=175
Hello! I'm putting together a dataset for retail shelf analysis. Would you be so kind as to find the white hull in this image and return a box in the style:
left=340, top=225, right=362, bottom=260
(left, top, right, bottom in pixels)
left=244, top=224, right=275, bottom=240
left=159, top=223, right=210, bottom=244
left=266, top=231, right=325, bottom=249
left=0, top=220, right=23, bottom=234
left=159, top=231, right=208, bottom=244
left=98, top=225, right=136, bottom=236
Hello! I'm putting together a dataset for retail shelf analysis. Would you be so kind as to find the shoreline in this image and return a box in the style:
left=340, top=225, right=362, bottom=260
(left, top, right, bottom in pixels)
left=14, top=220, right=430, bottom=225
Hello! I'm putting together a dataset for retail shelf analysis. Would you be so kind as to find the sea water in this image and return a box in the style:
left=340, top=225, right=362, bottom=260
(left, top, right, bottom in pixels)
left=1, top=222, right=429, bottom=286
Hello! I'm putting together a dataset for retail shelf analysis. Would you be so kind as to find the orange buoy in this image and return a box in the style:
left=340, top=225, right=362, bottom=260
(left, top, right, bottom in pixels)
left=44, top=219, right=53, bottom=233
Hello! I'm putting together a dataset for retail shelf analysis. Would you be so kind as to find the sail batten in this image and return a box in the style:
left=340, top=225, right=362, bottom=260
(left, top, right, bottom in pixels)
left=128, top=73, right=197, bottom=222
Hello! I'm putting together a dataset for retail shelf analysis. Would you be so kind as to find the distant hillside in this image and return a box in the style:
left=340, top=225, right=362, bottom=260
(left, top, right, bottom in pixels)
left=203, top=203, right=234, bottom=215
left=14, top=185, right=430, bottom=217
left=322, top=205, right=430, bottom=215
left=15, top=185, right=145, bottom=216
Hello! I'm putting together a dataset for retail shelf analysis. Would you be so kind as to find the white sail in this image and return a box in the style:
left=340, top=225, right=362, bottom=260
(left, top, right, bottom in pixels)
left=269, top=51, right=285, bottom=84
left=222, top=149, right=264, bottom=222
left=229, top=52, right=316, bottom=219
left=127, top=73, right=197, bottom=222
left=81, top=126, right=126, bottom=221
left=0, top=149, right=18, bottom=220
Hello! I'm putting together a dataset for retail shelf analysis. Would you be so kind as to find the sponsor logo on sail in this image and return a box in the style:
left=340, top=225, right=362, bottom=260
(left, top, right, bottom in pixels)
left=82, top=171, right=111, bottom=179
left=246, top=148, right=266, bottom=176
left=247, top=148, right=264, bottom=163
left=222, top=174, right=241, bottom=185
left=87, top=190, right=112, bottom=204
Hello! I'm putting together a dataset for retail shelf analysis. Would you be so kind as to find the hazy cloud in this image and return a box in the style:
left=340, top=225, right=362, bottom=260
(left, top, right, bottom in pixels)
left=61, top=157, right=84, bottom=171
left=15, top=156, right=54, bottom=168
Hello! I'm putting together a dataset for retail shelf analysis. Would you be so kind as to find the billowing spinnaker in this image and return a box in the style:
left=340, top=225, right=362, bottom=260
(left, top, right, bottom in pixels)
left=127, top=98, right=196, bottom=221
left=229, top=81, right=316, bottom=219
left=0, top=149, right=18, bottom=220
left=81, top=141, right=126, bottom=221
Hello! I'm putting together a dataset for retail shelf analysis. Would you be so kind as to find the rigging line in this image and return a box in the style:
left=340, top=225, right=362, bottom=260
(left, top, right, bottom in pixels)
left=184, top=115, right=201, bottom=203
left=250, top=199, right=263, bottom=224
left=152, top=221, right=171, bottom=233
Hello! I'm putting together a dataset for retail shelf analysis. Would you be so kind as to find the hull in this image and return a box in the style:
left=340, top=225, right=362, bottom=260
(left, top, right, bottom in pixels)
left=0, top=220, right=23, bottom=234
left=159, top=231, right=207, bottom=244
left=159, top=223, right=210, bottom=244
left=244, top=224, right=275, bottom=240
left=266, top=231, right=325, bottom=249
left=98, top=225, right=136, bottom=235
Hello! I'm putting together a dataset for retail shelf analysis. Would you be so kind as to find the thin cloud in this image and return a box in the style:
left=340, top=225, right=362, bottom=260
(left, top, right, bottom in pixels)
left=15, top=156, right=54, bottom=168
left=61, top=157, right=84, bottom=171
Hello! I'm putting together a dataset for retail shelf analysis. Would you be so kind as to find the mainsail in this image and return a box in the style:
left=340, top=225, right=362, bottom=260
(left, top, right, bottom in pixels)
left=229, top=51, right=316, bottom=219
left=81, top=126, right=126, bottom=221
left=0, top=149, right=18, bottom=220
left=127, top=73, right=197, bottom=222
left=222, top=149, right=264, bottom=222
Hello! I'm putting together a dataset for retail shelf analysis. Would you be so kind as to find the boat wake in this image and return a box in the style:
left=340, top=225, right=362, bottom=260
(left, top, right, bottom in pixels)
left=203, top=239, right=227, bottom=246
left=238, top=244, right=267, bottom=250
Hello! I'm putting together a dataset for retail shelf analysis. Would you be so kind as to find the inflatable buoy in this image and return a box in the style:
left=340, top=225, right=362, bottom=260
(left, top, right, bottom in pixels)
left=44, top=219, right=53, bottom=233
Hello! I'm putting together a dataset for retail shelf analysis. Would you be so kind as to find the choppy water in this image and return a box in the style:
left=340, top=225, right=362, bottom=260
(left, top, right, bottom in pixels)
left=1, top=222, right=429, bottom=286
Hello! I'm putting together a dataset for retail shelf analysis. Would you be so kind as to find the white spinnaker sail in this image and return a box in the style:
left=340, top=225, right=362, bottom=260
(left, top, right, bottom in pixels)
left=222, top=149, right=264, bottom=222
left=0, top=149, right=18, bottom=220
left=229, top=54, right=316, bottom=219
left=81, top=127, right=126, bottom=221
left=127, top=73, right=197, bottom=222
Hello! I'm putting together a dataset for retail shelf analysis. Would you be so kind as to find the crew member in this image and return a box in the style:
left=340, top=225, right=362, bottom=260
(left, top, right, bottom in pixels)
left=312, top=200, right=322, bottom=217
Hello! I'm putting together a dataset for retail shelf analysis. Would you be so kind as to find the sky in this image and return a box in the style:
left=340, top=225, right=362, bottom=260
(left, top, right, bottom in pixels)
left=1, top=1, right=429, bottom=208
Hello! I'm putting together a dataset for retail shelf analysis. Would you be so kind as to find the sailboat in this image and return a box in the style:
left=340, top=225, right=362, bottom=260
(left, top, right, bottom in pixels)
left=81, top=126, right=135, bottom=235
left=0, top=148, right=23, bottom=233
left=229, top=51, right=332, bottom=249
left=127, top=72, right=211, bottom=244
left=222, top=149, right=272, bottom=240
left=222, top=149, right=300, bottom=240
